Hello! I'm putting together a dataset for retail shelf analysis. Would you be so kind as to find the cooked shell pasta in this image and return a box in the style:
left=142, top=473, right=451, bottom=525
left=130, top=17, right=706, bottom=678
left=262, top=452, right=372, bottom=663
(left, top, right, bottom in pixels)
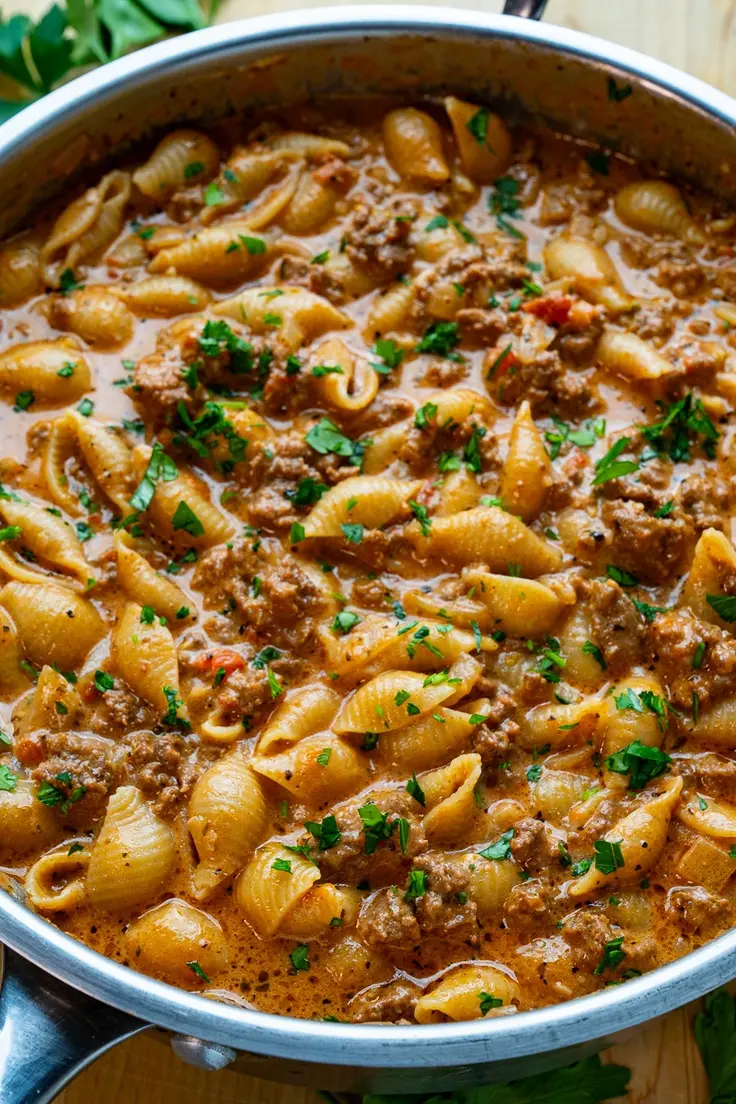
left=110, top=601, right=181, bottom=712
left=114, top=533, right=188, bottom=621
left=148, top=220, right=272, bottom=286
left=682, top=528, right=736, bottom=626
left=544, top=236, right=636, bottom=315
left=133, top=129, right=220, bottom=200
left=444, top=96, right=511, bottom=184
left=0, top=497, right=93, bottom=587
left=614, top=180, right=705, bottom=244
left=0, top=581, right=102, bottom=668
left=412, top=505, right=562, bottom=576
left=45, top=287, right=135, bottom=348
left=310, top=337, right=379, bottom=412
left=414, top=963, right=520, bottom=1023
left=234, top=841, right=321, bottom=937
left=596, top=330, right=675, bottom=382
left=187, top=753, right=269, bottom=899
left=213, top=287, right=350, bottom=352
left=117, top=276, right=211, bottom=316
left=383, top=108, right=450, bottom=184
left=302, top=475, right=421, bottom=538
left=72, top=412, right=134, bottom=512
left=25, top=847, right=90, bottom=912
left=500, top=400, right=552, bottom=521
left=252, top=732, right=367, bottom=803
left=41, top=170, right=131, bottom=287
left=461, top=569, right=564, bottom=636
left=334, top=669, right=461, bottom=734
left=421, top=752, right=482, bottom=842
left=678, top=792, right=736, bottom=838
left=124, top=899, right=230, bottom=984
left=0, top=338, right=91, bottom=405
left=0, top=601, right=28, bottom=698
left=569, top=777, right=684, bottom=897
left=279, top=884, right=360, bottom=939
left=0, top=780, right=60, bottom=854
left=87, top=786, right=177, bottom=911
left=255, top=683, right=341, bottom=754
left=0, top=228, right=44, bottom=306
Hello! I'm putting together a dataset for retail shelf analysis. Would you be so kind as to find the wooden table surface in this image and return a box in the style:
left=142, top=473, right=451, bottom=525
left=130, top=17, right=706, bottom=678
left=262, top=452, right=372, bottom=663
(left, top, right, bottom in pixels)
left=32, top=0, right=731, bottom=1100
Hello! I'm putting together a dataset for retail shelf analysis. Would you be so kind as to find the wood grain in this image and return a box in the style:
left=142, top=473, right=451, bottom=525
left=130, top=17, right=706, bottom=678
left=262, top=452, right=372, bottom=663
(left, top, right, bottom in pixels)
left=44, top=0, right=732, bottom=1100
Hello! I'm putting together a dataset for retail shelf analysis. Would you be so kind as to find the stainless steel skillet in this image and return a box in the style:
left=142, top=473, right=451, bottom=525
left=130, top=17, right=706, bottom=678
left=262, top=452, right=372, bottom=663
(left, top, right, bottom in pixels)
left=2, top=1, right=736, bottom=1099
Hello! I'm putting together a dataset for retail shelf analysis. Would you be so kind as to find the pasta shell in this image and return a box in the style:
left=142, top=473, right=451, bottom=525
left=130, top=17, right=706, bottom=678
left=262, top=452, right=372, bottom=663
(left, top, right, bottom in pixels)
left=530, top=769, right=590, bottom=821
left=266, top=132, right=350, bottom=158
left=544, top=236, right=636, bottom=315
left=302, top=475, right=421, bottom=539
left=0, top=779, right=60, bottom=854
left=43, top=414, right=83, bottom=515
left=213, top=287, right=350, bottom=353
left=131, top=446, right=234, bottom=549
left=596, top=330, right=675, bottom=382
left=361, top=422, right=408, bottom=474
left=188, top=753, right=269, bottom=899
left=682, top=528, right=736, bottom=627
left=0, top=228, right=44, bottom=306
left=133, top=130, right=220, bottom=200
left=281, top=170, right=339, bottom=235
left=42, top=170, right=131, bottom=286
left=0, top=497, right=93, bottom=587
left=444, top=96, right=512, bottom=184
left=310, top=337, right=379, bottom=413
left=72, top=412, right=134, bottom=512
left=0, top=581, right=102, bottom=668
left=124, top=898, right=230, bottom=984
left=26, top=847, right=90, bottom=912
left=199, top=148, right=293, bottom=225
left=147, top=220, right=272, bottom=286
left=252, top=732, right=367, bottom=804
left=689, top=696, right=736, bottom=746
left=0, top=601, right=29, bottom=698
left=87, top=785, right=177, bottom=912
left=614, top=180, right=705, bottom=244
left=461, top=569, right=564, bottom=636
left=379, top=706, right=481, bottom=772
left=334, top=670, right=458, bottom=734
left=383, top=108, right=450, bottom=184
left=256, top=683, right=341, bottom=754
left=22, top=664, right=82, bottom=730
left=364, top=280, right=416, bottom=339
left=435, top=469, right=483, bottom=516
left=279, top=884, right=360, bottom=939
left=678, top=793, right=736, bottom=838
left=519, top=695, right=612, bottom=750
left=233, top=841, right=320, bottom=937
left=569, top=776, right=684, bottom=897
left=412, top=505, right=562, bottom=576
left=114, top=533, right=188, bottom=621
left=0, top=338, right=91, bottom=405
left=465, top=851, right=522, bottom=917
left=415, top=963, right=520, bottom=1023
left=500, top=400, right=552, bottom=521
left=421, top=752, right=483, bottom=842
left=117, top=276, right=211, bottom=316
left=601, top=675, right=664, bottom=762
left=45, top=287, right=134, bottom=349
left=110, top=601, right=181, bottom=712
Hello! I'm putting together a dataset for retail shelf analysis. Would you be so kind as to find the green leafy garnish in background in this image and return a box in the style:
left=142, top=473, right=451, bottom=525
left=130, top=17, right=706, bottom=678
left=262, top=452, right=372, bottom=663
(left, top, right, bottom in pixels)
left=695, top=988, right=736, bottom=1104
left=0, top=0, right=217, bottom=121
left=318, top=1055, right=631, bottom=1104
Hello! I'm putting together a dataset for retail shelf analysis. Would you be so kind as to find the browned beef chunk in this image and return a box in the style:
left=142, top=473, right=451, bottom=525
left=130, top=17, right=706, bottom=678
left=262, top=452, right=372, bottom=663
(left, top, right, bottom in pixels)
left=349, top=978, right=422, bottom=1023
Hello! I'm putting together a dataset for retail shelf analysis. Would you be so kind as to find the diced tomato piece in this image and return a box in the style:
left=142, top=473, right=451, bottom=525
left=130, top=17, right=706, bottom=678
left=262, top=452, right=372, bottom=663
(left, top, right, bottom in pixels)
left=486, top=345, right=520, bottom=379
left=523, top=295, right=573, bottom=326
left=192, top=648, right=245, bottom=675
left=15, top=735, right=44, bottom=767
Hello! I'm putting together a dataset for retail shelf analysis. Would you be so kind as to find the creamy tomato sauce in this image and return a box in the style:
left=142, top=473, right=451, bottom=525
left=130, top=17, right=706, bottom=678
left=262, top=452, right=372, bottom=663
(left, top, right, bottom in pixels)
left=1, top=97, right=736, bottom=1025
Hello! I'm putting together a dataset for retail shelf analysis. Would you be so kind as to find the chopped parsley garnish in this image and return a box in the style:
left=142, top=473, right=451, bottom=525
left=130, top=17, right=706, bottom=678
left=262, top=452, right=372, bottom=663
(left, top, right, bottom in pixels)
left=415, top=402, right=438, bottom=430
left=593, top=838, right=625, bottom=875
left=184, top=161, right=205, bottom=179
left=305, top=813, right=341, bottom=850
left=409, top=499, right=431, bottom=537
left=305, top=418, right=364, bottom=465
left=608, top=78, right=633, bottom=101
left=582, top=640, right=606, bottom=670
left=706, top=593, right=736, bottom=623
left=0, top=525, right=21, bottom=542
left=417, top=321, right=460, bottom=359
left=130, top=441, right=178, bottom=513
left=0, top=764, right=17, bottom=792
left=488, top=176, right=523, bottom=237
left=606, top=564, right=638, bottom=587
left=272, top=858, right=292, bottom=873
left=332, top=610, right=361, bottom=635
left=693, top=641, right=707, bottom=669
left=371, top=337, right=404, bottom=376
left=289, top=945, right=309, bottom=972
left=171, top=500, right=205, bottom=537
left=594, top=936, right=626, bottom=975
left=315, top=747, right=332, bottom=767
left=642, top=393, right=720, bottom=462
left=93, top=670, right=114, bottom=693
left=186, top=961, right=212, bottom=983
left=406, top=773, right=426, bottom=807
left=605, top=740, right=672, bottom=789
left=479, top=992, right=503, bottom=1015
left=161, top=684, right=189, bottom=728
left=591, top=437, right=639, bottom=486
left=341, top=522, right=363, bottom=544
left=466, top=107, right=490, bottom=143
left=479, top=828, right=514, bottom=861
left=13, top=390, right=35, bottom=412
left=358, top=802, right=397, bottom=854
left=404, top=868, right=428, bottom=901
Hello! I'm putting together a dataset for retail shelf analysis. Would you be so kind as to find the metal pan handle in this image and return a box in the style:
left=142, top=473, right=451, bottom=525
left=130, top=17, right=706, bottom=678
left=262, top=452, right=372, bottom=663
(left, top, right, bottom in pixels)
left=0, top=946, right=148, bottom=1103
left=502, top=0, right=549, bottom=18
